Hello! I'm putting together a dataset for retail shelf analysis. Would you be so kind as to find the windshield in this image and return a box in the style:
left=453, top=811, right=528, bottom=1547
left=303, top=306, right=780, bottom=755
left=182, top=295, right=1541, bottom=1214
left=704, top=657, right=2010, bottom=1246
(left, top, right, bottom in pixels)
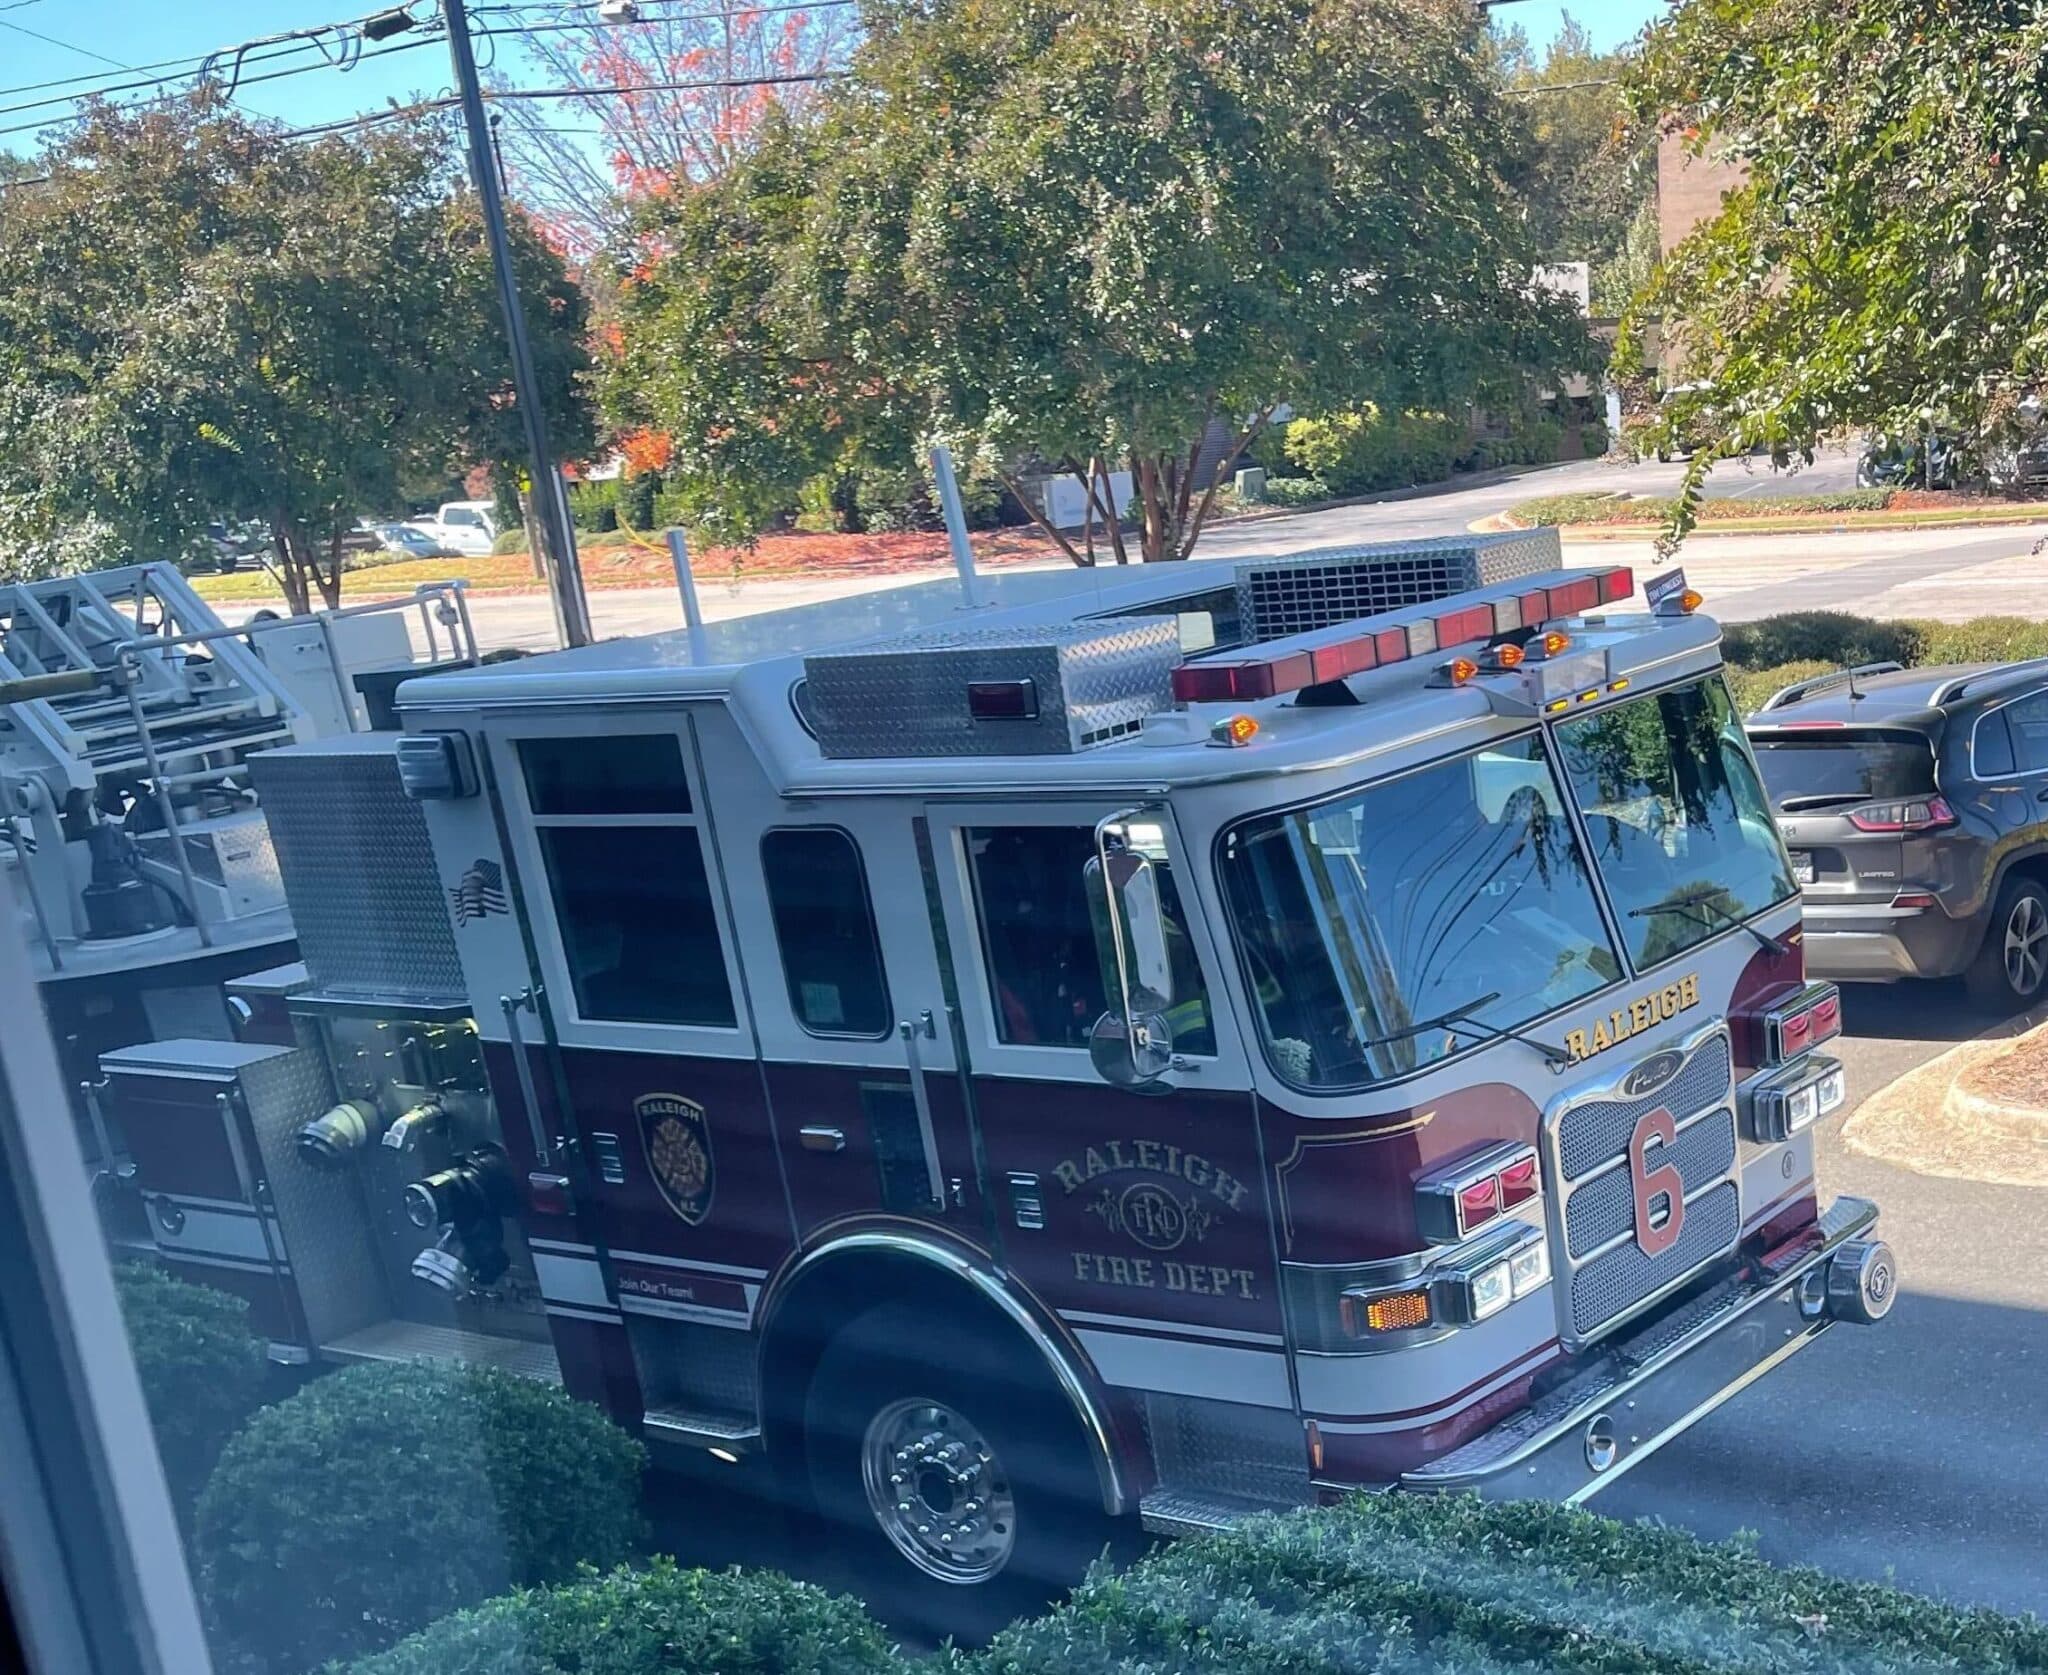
left=1554, top=676, right=1797, bottom=969
left=1219, top=734, right=1622, bottom=1090
left=1750, top=731, right=1939, bottom=807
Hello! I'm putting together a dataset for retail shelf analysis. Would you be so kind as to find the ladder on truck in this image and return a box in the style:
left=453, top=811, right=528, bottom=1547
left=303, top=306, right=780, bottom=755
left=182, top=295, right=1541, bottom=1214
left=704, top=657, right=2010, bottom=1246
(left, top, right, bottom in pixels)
left=0, top=564, right=312, bottom=795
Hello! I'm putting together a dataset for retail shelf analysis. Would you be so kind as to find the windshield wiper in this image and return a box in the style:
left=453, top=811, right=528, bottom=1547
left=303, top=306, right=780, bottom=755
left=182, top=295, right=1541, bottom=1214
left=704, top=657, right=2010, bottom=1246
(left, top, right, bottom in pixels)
left=1776, top=793, right=1866, bottom=812
left=1629, top=888, right=1789, bottom=958
left=1357, top=990, right=1574, bottom=1071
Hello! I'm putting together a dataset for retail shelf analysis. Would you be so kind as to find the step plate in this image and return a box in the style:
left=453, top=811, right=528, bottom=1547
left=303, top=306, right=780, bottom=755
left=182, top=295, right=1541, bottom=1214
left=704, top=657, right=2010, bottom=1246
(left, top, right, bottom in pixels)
left=1139, top=1486, right=1311, bottom=1538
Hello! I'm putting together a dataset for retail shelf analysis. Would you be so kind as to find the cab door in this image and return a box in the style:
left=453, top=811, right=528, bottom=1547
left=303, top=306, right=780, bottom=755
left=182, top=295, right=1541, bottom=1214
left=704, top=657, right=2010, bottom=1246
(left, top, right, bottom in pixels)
left=917, top=803, right=1291, bottom=1412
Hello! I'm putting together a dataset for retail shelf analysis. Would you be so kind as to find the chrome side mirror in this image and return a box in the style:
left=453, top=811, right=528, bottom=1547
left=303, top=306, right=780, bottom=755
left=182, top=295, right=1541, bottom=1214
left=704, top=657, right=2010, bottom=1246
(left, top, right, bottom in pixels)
left=1086, top=808, right=1176, bottom=1091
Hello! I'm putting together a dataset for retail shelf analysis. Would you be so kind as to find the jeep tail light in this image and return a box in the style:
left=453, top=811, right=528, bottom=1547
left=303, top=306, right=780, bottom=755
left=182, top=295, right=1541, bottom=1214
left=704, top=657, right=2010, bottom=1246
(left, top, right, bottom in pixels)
left=1763, top=982, right=1842, bottom=1065
left=1847, top=795, right=1956, bottom=833
left=1416, top=1140, right=1541, bottom=1244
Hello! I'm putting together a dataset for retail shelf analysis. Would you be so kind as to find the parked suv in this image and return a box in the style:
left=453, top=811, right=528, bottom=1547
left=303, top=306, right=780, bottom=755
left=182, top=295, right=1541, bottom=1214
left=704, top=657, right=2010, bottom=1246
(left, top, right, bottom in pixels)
left=1745, top=661, right=2048, bottom=1008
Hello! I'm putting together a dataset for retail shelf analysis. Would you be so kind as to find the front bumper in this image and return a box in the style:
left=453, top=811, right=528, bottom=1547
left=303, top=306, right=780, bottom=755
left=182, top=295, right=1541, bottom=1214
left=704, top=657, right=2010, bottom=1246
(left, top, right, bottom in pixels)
left=1400, top=1196, right=1892, bottom=1502
left=1800, top=901, right=1976, bottom=982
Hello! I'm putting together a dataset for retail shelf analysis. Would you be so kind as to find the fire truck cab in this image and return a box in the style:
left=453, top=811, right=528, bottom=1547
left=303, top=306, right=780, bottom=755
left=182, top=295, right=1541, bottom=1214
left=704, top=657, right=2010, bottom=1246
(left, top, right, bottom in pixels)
left=107, top=531, right=1899, bottom=1616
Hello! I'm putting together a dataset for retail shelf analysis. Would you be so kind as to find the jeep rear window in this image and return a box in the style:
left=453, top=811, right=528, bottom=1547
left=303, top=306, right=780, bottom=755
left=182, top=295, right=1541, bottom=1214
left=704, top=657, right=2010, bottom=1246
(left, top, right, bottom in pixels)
left=1749, top=730, right=1937, bottom=808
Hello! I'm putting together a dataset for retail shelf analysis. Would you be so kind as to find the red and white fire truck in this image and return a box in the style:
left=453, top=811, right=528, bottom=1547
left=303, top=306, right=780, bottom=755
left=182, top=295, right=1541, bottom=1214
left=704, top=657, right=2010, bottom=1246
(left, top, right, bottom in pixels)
left=96, top=529, right=1897, bottom=1614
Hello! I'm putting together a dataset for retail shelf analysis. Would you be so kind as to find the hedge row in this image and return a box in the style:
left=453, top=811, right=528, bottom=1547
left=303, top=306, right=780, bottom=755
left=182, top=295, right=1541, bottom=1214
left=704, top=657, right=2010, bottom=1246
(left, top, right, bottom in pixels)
left=195, top=1361, right=647, bottom=1672
left=333, top=1493, right=2048, bottom=1675
left=329, top=1558, right=899, bottom=1675
left=1518, top=489, right=1894, bottom=525
left=1282, top=409, right=1567, bottom=498
left=112, top=1264, right=271, bottom=1520
left=1721, top=611, right=2048, bottom=715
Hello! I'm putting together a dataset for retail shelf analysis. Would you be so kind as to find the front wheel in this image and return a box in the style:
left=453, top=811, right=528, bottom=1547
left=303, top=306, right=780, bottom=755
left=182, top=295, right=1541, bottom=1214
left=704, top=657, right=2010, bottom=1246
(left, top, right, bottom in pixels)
left=1966, top=877, right=2048, bottom=1010
left=802, top=1302, right=1113, bottom=1639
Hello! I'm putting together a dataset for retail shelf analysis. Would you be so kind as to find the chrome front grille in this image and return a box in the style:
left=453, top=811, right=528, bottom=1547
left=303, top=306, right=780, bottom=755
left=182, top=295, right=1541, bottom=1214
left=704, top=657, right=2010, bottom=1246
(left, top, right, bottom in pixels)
left=1546, top=1027, right=1739, bottom=1346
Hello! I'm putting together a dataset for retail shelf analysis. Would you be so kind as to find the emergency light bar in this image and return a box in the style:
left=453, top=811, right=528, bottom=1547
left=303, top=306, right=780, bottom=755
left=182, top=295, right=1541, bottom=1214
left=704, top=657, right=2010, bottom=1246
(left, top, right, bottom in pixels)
left=1171, top=566, right=1635, bottom=704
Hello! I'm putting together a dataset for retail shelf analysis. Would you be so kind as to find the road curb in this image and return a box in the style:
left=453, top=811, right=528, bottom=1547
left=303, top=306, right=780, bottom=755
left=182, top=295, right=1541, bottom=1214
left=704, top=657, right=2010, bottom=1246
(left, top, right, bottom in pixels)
left=1843, top=1014, right=2048, bottom=1185
left=1474, top=512, right=2048, bottom=542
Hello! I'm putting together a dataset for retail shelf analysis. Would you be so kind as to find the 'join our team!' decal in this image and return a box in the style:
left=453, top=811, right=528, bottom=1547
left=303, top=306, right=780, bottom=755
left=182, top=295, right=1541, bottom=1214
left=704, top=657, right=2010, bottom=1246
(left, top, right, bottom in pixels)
left=637, top=1093, right=714, bottom=1225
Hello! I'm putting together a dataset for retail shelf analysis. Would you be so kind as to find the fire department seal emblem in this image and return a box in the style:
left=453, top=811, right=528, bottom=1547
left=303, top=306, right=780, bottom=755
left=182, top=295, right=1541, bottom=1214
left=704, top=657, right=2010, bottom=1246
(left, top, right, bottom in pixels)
left=636, top=1093, right=713, bottom=1225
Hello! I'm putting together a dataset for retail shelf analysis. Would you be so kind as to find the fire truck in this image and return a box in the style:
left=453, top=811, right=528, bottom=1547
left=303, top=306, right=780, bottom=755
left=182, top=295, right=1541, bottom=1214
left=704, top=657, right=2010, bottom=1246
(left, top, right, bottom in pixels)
left=94, top=529, right=1897, bottom=1617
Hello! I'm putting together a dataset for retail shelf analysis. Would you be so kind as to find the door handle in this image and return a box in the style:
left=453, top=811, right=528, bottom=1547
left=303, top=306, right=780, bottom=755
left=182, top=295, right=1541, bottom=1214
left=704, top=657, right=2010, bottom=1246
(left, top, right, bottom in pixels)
left=2035, top=786, right=2048, bottom=803
left=897, top=1016, right=946, bottom=1209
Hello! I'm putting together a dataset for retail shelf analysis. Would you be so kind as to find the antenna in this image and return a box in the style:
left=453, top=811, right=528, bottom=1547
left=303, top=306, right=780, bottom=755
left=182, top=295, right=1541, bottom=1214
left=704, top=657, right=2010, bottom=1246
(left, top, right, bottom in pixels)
left=929, top=445, right=985, bottom=610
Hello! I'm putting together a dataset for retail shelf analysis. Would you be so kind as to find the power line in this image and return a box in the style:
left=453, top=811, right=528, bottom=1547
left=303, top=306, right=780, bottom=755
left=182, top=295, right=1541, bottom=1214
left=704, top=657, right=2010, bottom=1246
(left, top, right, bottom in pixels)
left=272, top=68, right=838, bottom=142
left=0, top=33, right=444, bottom=141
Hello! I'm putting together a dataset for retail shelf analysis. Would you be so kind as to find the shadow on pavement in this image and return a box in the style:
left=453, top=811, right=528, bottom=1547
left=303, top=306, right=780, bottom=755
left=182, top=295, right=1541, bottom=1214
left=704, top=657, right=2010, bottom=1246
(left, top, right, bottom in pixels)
left=1838, top=979, right=2002, bottom=1046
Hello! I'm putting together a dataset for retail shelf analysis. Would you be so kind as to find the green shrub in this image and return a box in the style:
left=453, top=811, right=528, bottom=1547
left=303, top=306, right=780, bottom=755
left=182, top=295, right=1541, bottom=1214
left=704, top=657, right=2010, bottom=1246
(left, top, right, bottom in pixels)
left=1720, top=611, right=1930, bottom=672
left=490, top=528, right=529, bottom=556
left=1262, top=475, right=1332, bottom=508
left=969, top=1494, right=2048, bottom=1675
left=195, top=1361, right=645, bottom=1671
left=567, top=479, right=620, bottom=533
left=332, top=1558, right=900, bottom=1675
left=1726, top=659, right=1836, bottom=715
left=652, top=485, right=693, bottom=530
left=617, top=472, right=659, bottom=532
left=1284, top=408, right=1467, bottom=496
left=1918, top=616, right=2048, bottom=665
left=112, top=1265, right=269, bottom=1520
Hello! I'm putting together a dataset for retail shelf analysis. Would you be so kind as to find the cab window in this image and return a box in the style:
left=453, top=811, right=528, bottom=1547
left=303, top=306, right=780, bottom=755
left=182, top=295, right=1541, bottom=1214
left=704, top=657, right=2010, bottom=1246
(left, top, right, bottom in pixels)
left=761, top=828, right=891, bottom=1037
left=518, top=734, right=736, bottom=1028
left=966, top=825, right=1214, bottom=1054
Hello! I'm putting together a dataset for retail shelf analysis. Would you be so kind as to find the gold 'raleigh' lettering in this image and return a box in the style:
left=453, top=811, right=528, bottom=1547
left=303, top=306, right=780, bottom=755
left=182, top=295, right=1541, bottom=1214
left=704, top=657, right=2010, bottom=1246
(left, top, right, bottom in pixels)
left=1564, top=972, right=1700, bottom=1064
left=1051, top=1140, right=1249, bottom=1212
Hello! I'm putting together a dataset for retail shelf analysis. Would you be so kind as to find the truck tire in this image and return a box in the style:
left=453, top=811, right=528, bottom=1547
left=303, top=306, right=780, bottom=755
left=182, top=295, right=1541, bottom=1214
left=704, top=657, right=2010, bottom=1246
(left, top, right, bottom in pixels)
left=1965, top=876, right=2048, bottom=1011
left=801, top=1301, right=1112, bottom=1639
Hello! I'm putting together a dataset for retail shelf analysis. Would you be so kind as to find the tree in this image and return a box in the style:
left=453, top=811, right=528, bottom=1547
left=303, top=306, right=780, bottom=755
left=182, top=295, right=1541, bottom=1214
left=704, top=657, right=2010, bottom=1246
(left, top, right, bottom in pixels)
left=1493, top=16, right=1657, bottom=317
left=0, top=97, right=593, bottom=610
left=493, top=1, right=858, bottom=262
left=603, top=0, right=1590, bottom=564
left=1623, top=0, right=2048, bottom=547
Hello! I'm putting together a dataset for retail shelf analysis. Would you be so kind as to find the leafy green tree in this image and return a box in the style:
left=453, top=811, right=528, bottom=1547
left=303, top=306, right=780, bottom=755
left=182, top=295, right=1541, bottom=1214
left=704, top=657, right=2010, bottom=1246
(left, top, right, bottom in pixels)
left=604, top=0, right=1589, bottom=564
left=0, top=97, right=593, bottom=609
left=1623, top=0, right=2048, bottom=546
left=1493, top=16, right=1657, bottom=317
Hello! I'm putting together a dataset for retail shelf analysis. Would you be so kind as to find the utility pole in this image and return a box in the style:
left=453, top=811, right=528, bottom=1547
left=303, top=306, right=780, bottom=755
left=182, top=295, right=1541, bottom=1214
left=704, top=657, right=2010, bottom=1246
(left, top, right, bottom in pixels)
left=439, top=0, right=593, bottom=647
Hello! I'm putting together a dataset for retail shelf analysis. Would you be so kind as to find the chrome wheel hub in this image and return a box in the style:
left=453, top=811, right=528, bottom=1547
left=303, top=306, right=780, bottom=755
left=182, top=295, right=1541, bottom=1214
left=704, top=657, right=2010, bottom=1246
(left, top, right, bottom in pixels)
left=2006, top=896, right=2047, bottom=996
left=861, top=1397, right=1015, bottom=1584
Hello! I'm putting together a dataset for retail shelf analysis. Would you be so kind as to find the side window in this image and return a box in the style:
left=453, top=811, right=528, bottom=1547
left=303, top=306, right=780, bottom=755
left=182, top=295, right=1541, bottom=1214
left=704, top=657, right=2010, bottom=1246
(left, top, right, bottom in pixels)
left=1976, top=710, right=2018, bottom=778
left=2006, top=692, right=2048, bottom=773
left=518, top=733, right=737, bottom=1028
left=965, top=826, right=1215, bottom=1055
left=761, top=828, right=891, bottom=1037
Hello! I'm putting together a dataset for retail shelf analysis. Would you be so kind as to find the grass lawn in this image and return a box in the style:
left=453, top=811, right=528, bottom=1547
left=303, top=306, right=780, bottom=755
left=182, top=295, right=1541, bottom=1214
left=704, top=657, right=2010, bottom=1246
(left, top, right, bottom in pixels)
left=1507, top=486, right=2048, bottom=535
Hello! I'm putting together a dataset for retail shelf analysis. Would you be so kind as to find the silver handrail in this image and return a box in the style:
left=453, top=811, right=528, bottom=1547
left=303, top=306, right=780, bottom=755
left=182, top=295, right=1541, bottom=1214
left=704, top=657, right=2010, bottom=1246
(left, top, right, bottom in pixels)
left=498, top=989, right=553, bottom=1168
left=897, top=1010, right=946, bottom=1209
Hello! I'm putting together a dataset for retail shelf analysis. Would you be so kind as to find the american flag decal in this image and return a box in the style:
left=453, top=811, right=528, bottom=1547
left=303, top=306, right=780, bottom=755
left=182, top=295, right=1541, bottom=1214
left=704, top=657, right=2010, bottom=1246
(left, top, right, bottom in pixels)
left=450, top=858, right=507, bottom=923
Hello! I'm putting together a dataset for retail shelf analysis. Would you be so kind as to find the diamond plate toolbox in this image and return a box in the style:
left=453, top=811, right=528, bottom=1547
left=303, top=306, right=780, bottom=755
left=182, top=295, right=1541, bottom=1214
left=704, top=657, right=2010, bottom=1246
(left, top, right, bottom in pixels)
left=803, top=617, right=1181, bottom=758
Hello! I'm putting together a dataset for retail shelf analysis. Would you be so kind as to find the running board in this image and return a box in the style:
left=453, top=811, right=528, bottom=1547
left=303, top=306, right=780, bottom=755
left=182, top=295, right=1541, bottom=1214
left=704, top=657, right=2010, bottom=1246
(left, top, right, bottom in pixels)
left=641, top=1405, right=761, bottom=1454
left=1139, top=1486, right=1309, bottom=1537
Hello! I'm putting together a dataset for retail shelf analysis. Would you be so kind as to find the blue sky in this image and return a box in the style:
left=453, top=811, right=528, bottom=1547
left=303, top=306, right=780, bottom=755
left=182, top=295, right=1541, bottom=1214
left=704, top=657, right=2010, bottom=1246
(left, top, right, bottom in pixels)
left=0, top=1, right=1671, bottom=155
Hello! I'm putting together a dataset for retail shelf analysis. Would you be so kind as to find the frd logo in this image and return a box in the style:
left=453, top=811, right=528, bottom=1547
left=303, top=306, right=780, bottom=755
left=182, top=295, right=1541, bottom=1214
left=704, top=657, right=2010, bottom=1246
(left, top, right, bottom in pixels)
left=637, top=1093, right=713, bottom=1225
left=1628, top=1107, right=1685, bottom=1257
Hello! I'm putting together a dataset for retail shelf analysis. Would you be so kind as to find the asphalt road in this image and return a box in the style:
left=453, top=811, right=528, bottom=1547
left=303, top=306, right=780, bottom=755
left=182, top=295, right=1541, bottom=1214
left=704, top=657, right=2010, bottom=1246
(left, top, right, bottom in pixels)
left=1604, top=980, right=2048, bottom=1618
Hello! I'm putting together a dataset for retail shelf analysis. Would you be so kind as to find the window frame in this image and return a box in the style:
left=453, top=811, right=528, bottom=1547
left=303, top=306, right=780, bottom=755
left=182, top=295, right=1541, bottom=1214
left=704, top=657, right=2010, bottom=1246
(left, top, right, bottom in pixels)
left=492, top=712, right=751, bottom=1056
left=1214, top=727, right=1628, bottom=1096
left=1974, top=687, right=2048, bottom=779
left=924, top=800, right=1244, bottom=1088
left=758, top=824, right=894, bottom=1042
left=1553, top=673, right=1799, bottom=977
